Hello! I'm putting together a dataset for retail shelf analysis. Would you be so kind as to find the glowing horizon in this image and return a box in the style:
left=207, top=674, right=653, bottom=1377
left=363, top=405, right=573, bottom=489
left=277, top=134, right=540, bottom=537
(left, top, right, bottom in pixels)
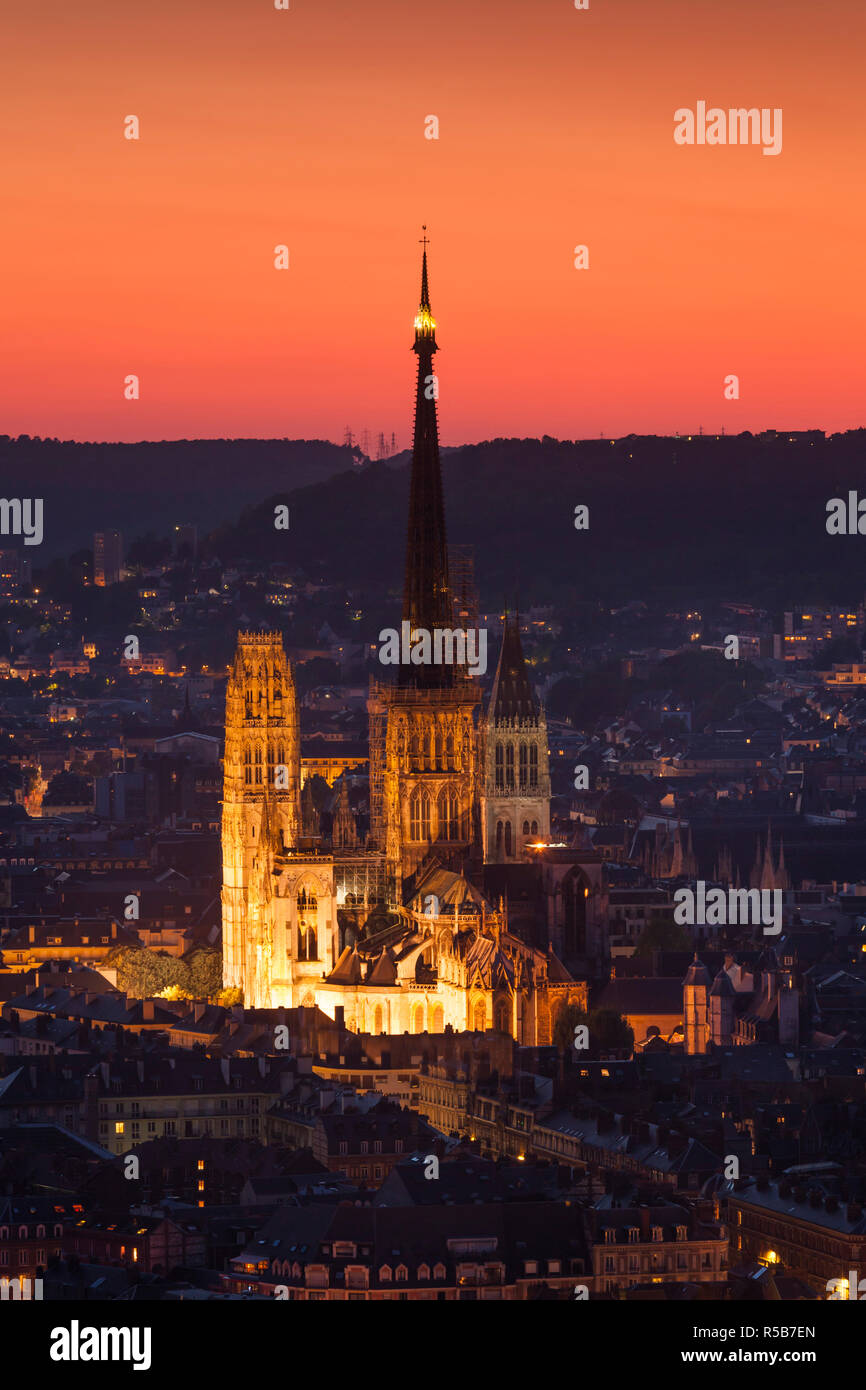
left=2, top=0, right=863, bottom=444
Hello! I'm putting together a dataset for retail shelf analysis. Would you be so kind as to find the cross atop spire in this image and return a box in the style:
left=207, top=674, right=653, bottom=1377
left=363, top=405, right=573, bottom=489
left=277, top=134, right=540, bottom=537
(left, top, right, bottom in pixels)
left=414, top=227, right=436, bottom=342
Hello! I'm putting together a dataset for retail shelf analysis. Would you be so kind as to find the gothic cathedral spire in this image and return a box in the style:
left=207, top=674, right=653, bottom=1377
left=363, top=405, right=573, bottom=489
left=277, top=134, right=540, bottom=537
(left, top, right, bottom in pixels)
left=401, top=235, right=452, bottom=681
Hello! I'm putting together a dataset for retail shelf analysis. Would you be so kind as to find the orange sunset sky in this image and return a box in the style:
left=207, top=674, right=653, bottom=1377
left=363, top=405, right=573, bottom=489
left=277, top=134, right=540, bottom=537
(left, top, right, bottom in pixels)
left=1, top=0, right=864, bottom=444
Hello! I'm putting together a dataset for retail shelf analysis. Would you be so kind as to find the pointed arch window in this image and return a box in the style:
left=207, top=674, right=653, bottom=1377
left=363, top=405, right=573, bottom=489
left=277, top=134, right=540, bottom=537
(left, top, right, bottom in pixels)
left=297, top=923, right=317, bottom=960
left=496, top=820, right=503, bottom=851
left=504, top=821, right=513, bottom=857
left=439, top=788, right=459, bottom=840
left=409, top=728, right=421, bottom=770
left=523, top=821, right=530, bottom=836
left=529, top=744, right=538, bottom=788
left=531, top=820, right=538, bottom=836
left=495, top=743, right=504, bottom=790
left=244, top=748, right=252, bottom=785
left=519, top=744, right=528, bottom=788
left=446, top=730, right=455, bottom=770
left=297, top=886, right=318, bottom=960
left=435, top=727, right=444, bottom=769
left=410, top=787, right=431, bottom=842
left=505, top=744, right=515, bottom=789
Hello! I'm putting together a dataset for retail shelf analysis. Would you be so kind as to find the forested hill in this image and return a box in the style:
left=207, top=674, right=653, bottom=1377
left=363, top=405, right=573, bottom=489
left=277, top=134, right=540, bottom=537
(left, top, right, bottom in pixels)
left=0, top=436, right=362, bottom=558
left=210, top=430, right=866, bottom=607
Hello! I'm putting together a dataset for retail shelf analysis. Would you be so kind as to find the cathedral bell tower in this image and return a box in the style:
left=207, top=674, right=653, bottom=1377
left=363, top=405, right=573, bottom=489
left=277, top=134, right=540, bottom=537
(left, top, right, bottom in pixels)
left=482, top=611, right=551, bottom=861
left=221, top=631, right=301, bottom=1003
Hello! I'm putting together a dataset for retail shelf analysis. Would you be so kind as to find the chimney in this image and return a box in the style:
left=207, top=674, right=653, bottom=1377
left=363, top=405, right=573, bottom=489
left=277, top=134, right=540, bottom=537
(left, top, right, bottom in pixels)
left=334, top=1005, right=345, bottom=1030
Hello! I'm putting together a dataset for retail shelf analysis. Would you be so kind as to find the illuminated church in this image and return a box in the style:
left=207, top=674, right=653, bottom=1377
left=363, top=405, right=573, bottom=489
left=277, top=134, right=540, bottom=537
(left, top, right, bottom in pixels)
left=220, top=245, right=590, bottom=1041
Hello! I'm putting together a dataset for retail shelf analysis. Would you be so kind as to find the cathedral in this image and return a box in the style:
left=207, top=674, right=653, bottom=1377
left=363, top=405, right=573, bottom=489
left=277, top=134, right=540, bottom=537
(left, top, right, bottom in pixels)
left=220, top=244, right=588, bottom=1042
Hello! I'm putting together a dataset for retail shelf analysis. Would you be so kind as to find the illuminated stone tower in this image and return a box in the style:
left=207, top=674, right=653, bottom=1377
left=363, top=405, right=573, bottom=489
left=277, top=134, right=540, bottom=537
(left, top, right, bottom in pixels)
left=368, top=238, right=481, bottom=882
left=683, top=953, right=711, bottom=1055
left=221, top=632, right=301, bottom=1003
left=482, top=612, right=551, bottom=861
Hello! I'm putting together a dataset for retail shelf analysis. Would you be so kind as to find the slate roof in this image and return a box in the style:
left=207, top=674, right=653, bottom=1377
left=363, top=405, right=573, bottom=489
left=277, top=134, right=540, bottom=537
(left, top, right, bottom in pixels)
left=597, top=978, right=684, bottom=1016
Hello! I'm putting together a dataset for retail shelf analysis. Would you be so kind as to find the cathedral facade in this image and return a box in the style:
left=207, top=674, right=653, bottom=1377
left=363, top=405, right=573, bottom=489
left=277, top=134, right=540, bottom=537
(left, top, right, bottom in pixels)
left=220, top=246, right=587, bottom=1040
